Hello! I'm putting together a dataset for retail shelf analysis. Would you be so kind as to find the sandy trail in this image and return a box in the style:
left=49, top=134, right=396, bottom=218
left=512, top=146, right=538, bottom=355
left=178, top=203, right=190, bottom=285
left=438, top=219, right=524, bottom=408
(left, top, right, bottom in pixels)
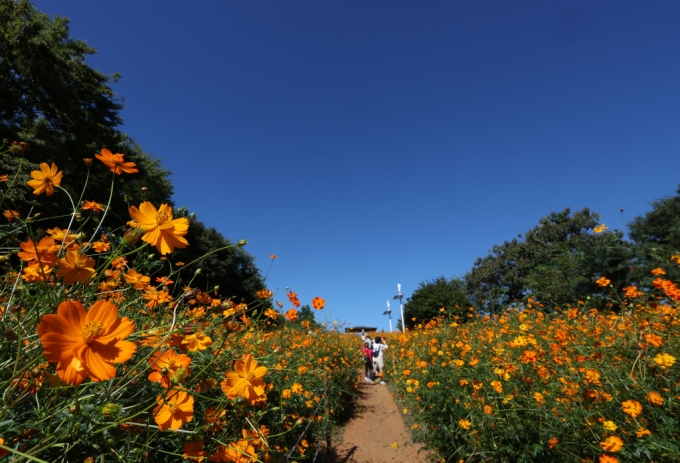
left=330, top=373, right=431, bottom=463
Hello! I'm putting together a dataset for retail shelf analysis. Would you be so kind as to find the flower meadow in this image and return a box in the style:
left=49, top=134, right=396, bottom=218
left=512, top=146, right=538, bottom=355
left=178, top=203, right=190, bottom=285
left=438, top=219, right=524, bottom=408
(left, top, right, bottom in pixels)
left=0, top=144, right=358, bottom=462
left=385, top=282, right=679, bottom=462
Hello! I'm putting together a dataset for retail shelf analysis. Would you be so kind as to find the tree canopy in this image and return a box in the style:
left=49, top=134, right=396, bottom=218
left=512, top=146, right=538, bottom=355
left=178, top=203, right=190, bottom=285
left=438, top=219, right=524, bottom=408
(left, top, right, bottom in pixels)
left=465, top=208, right=631, bottom=313
left=403, top=277, right=471, bottom=328
left=0, top=0, right=265, bottom=302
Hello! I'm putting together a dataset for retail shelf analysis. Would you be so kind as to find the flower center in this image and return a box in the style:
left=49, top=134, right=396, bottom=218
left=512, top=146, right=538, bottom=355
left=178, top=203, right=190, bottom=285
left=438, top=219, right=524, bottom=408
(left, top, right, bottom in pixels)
left=156, top=211, right=170, bottom=225
left=168, top=403, right=179, bottom=414
left=82, top=321, right=104, bottom=342
left=74, top=257, right=87, bottom=270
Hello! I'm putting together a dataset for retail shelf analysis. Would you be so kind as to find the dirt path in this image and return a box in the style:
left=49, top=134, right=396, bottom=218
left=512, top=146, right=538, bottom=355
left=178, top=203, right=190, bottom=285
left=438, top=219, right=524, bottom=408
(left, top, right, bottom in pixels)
left=331, top=373, right=431, bottom=463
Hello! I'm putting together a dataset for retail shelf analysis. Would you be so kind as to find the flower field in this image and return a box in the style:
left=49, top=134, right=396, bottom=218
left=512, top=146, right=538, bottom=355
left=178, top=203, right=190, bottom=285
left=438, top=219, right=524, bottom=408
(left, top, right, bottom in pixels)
left=385, top=282, right=680, bottom=462
left=0, top=147, right=358, bottom=462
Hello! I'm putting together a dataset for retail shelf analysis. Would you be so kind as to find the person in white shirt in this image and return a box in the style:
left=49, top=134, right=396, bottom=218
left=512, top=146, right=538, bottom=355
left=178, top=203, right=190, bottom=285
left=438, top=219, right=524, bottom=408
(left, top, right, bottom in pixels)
left=372, top=336, right=388, bottom=384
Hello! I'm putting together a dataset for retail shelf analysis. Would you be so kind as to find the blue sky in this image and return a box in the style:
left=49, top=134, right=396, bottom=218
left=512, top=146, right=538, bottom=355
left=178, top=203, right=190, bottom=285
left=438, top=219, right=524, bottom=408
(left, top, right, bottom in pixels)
left=35, top=0, right=680, bottom=332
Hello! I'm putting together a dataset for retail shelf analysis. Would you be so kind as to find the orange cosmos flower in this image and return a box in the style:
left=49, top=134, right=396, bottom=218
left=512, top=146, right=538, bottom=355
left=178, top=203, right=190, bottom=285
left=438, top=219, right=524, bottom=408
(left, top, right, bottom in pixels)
left=210, top=438, right=257, bottom=463
left=653, top=352, right=676, bottom=368
left=183, top=441, right=206, bottom=462
left=621, top=400, right=642, bottom=418
left=18, top=237, right=59, bottom=267
left=287, top=290, right=301, bottom=308
left=46, top=227, right=76, bottom=244
left=95, top=148, right=139, bottom=175
left=285, top=308, right=299, bottom=321
left=596, top=276, right=611, bottom=287
left=599, top=456, right=619, bottom=463
left=264, top=308, right=279, bottom=320
left=291, top=382, right=303, bottom=394
left=148, top=350, right=192, bottom=387
left=257, top=289, right=274, bottom=299
left=636, top=428, right=652, bottom=438
left=645, top=391, right=664, bottom=406
left=22, top=262, right=53, bottom=282
left=143, top=289, right=173, bottom=308
left=26, top=162, right=63, bottom=196
left=269, top=254, right=277, bottom=259
left=3, top=209, right=20, bottom=222
left=91, top=241, right=110, bottom=253
left=459, top=419, right=472, bottom=430
left=548, top=437, right=558, bottom=449
left=154, top=389, right=194, bottom=431
left=0, top=174, right=8, bottom=182
left=644, top=333, right=663, bottom=347
left=651, top=267, right=666, bottom=275
left=599, top=436, right=623, bottom=453
left=56, top=251, right=96, bottom=284
left=312, top=296, right=325, bottom=310
left=83, top=200, right=105, bottom=213
left=221, top=353, right=267, bottom=402
left=37, top=300, right=136, bottom=385
left=522, top=350, right=539, bottom=363
left=128, top=202, right=189, bottom=255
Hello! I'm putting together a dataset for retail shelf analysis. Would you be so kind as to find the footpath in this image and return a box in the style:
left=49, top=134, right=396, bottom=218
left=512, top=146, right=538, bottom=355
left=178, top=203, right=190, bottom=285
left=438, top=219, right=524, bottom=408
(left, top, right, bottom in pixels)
left=330, top=373, right=431, bottom=463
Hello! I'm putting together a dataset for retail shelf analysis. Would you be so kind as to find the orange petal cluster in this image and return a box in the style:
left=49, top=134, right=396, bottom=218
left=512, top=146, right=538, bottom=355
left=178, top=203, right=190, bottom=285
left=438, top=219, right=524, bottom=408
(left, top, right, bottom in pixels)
left=128, top=202, right=189, bottom=255
left=95, top=148, right=139, bottom=175
left=27, top=162, right=63, bottom=196
left=37, top=300, right=136, bottom=385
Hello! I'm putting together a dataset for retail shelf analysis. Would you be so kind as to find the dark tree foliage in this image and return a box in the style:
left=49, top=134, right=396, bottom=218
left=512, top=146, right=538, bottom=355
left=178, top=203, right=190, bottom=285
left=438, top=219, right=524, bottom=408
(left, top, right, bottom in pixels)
left=626, top=185, right=680, bottom=286
left=403, top=277, right=471, bottom=328
left=0, top=0, right=173, bottom=216
left=628, top=185, right=680, bottom=251
left=172, top=218, right=265, bottom=302
left=466, top=208, right=632, bottom=313
left=0, top=0, right=266, bottom=302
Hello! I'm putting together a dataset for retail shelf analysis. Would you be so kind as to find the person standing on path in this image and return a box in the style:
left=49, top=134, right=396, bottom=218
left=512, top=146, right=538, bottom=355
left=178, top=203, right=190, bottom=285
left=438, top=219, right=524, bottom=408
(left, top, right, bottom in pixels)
left=372, top=336, right=388, bottom=384
left=361, top=341, right=374, bottom=382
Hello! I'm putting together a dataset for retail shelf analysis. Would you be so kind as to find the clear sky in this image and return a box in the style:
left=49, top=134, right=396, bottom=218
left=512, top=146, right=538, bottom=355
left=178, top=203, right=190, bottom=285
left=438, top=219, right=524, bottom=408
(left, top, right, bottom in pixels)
left=35, top=0, right=680, bottom=332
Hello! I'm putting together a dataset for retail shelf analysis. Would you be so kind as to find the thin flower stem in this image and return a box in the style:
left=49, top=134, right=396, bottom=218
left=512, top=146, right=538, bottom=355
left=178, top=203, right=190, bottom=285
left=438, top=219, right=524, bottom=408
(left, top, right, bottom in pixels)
left=55, top=186, right=78, bottom=255
left=86, top=173, right=116, bottom=247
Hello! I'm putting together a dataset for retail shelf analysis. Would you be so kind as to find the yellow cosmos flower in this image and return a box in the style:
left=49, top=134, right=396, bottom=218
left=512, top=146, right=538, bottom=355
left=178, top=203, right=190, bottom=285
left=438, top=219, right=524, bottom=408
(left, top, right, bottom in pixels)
left=653, top=352, right=676, bottom=369
left=128, top=202, right=189, bottom=255
left=27, top=162, right=63, bottom=196
left=181, top=331, right=213, bottom=352
left=603, top=420, right=617, bottom=431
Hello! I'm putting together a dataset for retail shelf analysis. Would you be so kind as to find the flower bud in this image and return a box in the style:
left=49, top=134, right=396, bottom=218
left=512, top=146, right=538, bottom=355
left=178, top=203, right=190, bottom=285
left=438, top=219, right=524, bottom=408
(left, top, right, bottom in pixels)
left=83, top=158, right=92, bottom=167
left=122, top=227, right=144, bottom=248
left=171, top=366, right=188, bottom=385
left=195, top=268, right=202, bottom=275
left=10, top=141, right=24, bottom=154
left=237, top=239, right=248, bottom=246
left=140, top=187, right=148, bottom=193
left=101, top=403, right=122, bottom=417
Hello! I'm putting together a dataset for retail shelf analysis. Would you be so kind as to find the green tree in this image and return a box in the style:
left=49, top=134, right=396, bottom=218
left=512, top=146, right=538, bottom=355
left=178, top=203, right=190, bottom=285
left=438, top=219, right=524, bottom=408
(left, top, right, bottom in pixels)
left=0, top=0, right=173, bottom=216
left=0, top=1, right=266, bottom=302
left=466, top=208, right=632, bottom=313
left=626, top=185, right=680, bottom=285
left=172, top=216, right=265, bottom=303
left=403, top=277, right=471, bottom=329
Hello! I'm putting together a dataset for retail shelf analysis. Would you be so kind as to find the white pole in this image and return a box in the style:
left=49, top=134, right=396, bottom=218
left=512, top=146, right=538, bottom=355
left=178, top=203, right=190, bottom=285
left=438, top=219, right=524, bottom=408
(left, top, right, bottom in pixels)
left=397, top=283, right=405, bottom=332
left=386, top=300, right=393, bottom=332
